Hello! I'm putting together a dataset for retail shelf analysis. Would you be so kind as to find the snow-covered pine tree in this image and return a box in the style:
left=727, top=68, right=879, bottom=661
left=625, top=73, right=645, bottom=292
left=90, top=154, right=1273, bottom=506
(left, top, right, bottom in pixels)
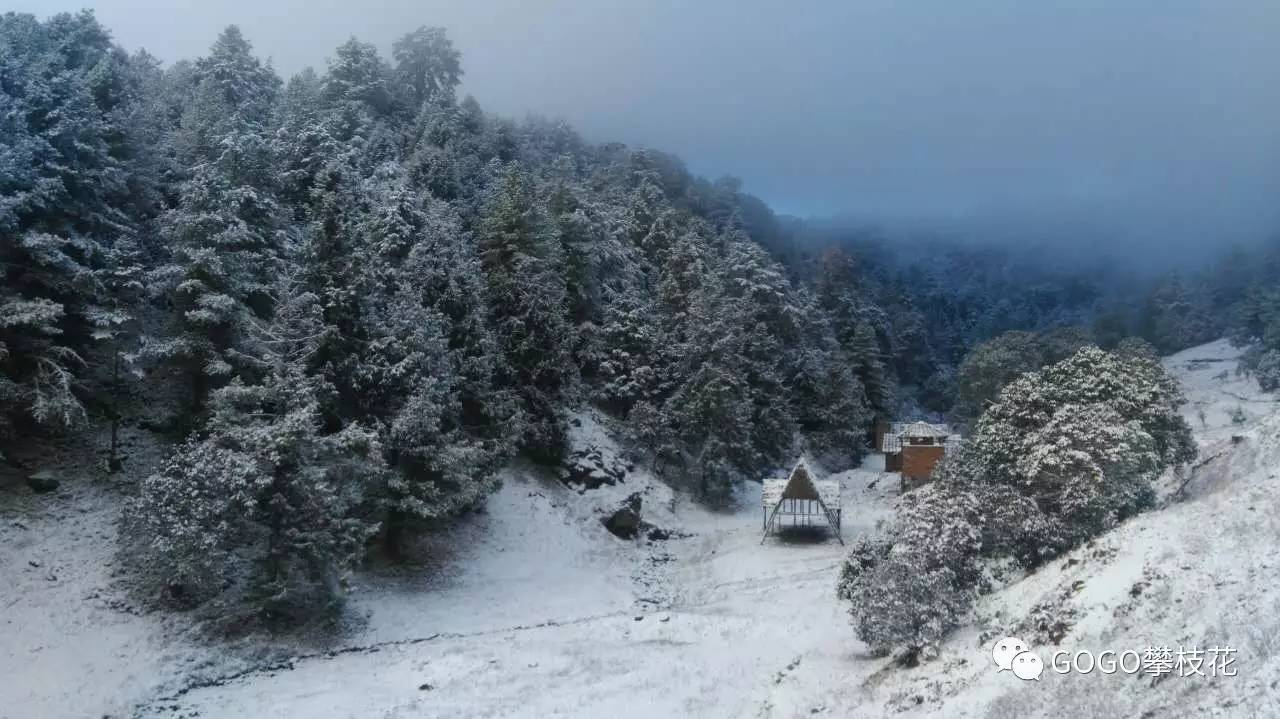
left=275, top=68, right=335, bottom=217
left=478, top=164, right=577, bottom=463
left=294, top=158, right=371, bottom=427
left=591, top=294, right=665, bottom=414
left=0, top=11, right=140, bottom=456
left=1140, top=273, right=1217, bottom=353
left=143, top=26, right=285, bottom=417
left=91, top=231, right=145, bottom=472
left=131, top=288, right=383, bottom=622
left=716, top=234, right=800, bottom=470
left=662, top=271, right=778, bottom=501
left=848, top=320, right=893, bottom=419
left=544, top=151, right=638, bottom=333
left=404, top=86, right=491, bottom=205
left=356, top=170, right=515, bottom=552
left=789, top=305, right=874, bottom=470
left=815, top=248, right=894, bottom=418
left=318, top=38, right=404, bottom=175
left=954, top=330, right=1045, bottom=419
left=392, top=26, right=463, bottom=109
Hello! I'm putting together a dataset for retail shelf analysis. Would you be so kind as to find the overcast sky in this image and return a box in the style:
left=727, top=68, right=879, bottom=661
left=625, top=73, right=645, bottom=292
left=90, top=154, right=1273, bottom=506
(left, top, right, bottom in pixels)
left=17, top=0, right=1280, bottom=259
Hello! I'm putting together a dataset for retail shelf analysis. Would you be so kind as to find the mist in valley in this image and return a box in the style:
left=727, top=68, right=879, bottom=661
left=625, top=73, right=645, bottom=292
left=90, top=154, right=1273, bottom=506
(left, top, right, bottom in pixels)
left=16, top=0, right=1280, bottom=269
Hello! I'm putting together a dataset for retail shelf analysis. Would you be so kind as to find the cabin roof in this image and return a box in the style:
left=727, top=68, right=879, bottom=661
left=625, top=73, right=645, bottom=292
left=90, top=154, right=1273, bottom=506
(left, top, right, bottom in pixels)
left=762, top=458, right=840, bottom=509
left=899, top=421, right=950, bottom=439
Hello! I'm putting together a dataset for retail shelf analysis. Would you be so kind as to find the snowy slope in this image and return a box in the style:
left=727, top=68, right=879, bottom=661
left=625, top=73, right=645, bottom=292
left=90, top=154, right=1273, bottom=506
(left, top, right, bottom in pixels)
left=0, top=428, right=210, bottom=719
left=808, top=339, right=1280, bottom=717
left=131, top=415, right=904, bottom=718
left=5, top=341, right=1279, bottom=718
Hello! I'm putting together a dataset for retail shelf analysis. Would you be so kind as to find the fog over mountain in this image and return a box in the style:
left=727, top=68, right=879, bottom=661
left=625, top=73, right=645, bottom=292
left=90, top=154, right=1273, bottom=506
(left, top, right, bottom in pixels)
left=16, top=0, right=1280, bottom=264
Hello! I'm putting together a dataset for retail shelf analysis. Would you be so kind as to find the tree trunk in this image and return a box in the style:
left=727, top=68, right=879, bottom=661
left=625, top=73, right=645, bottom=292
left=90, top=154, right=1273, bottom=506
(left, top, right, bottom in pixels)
left=191, top=372, right=204, bottom=414
left=383, top=510, right=407, bottom=560
left=107, top=349, right=122, bottom=473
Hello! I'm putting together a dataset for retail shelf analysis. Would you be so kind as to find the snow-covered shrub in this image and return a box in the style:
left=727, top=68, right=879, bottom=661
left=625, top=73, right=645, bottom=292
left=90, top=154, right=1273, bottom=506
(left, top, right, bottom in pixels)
left=130, top=369, right=383, bottom=624
left=130, top=440, right=261, bottom=600
left=840, top=346, right=1196, bottom=659
left=1011, top=403, right=1160, bottom=545
left=930, top=449, right=1065, bottom=566
left=963, top=347, right=1191, bottom=558
left=974, top=346, right=1195, bottom=474
left=851, top=557, right=975, bottom=663
left=836, top=537, right=891, bottom=603
left=1251, top=349, right=1280, bottom=391
left=839, top=484, right=981, bottom=660
left=973, top=481, right=1063, bottom=567
left=1113, top=336, right=1160, bottom=361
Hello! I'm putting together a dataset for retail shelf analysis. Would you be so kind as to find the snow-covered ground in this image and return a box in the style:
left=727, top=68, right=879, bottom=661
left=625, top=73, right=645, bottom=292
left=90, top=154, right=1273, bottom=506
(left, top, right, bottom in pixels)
left=128, top=414, right=904, bottom=718
left=0, top=427, right=210, bottom=719
left=4, top=339, right=1280, bottom=717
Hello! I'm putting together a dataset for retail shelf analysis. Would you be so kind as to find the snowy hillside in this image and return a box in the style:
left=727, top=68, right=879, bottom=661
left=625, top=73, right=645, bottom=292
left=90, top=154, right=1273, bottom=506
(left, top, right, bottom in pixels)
left=128, top=414, right=904, bottom=718
left=807, top=339, right=1280, bottom=716
left=3, top=339, right=1279, bottom=717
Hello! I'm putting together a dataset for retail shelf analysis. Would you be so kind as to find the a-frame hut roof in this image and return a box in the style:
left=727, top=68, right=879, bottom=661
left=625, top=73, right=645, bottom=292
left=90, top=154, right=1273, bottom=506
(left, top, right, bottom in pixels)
left=763, top=458, right=840, bottom=509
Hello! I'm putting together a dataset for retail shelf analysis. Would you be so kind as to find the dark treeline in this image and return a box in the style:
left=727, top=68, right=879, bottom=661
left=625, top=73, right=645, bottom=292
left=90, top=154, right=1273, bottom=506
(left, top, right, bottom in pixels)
left=0, top=10, right=1272, bottom=622
left=765, top=222, right=1280, bottom=420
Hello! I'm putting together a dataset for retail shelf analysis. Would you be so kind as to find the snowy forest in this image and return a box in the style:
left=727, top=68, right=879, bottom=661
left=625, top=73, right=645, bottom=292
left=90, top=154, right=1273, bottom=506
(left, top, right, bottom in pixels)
left=4, top=9, right=1280, bottom=716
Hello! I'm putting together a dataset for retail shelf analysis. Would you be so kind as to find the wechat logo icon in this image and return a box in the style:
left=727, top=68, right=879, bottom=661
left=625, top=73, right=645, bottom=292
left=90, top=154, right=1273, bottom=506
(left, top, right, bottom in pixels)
left=992, top=636, right=1044, bottom=681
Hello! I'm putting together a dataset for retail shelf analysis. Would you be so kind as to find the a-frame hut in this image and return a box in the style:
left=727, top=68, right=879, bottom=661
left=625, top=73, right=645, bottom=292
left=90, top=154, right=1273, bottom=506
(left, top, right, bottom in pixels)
left=761, top=458, right=843, bottom=544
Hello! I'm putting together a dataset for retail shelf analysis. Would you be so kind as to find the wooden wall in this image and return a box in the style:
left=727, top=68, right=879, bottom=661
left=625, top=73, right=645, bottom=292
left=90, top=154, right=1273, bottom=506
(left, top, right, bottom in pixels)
left=901, top=445, right=945, bottom=485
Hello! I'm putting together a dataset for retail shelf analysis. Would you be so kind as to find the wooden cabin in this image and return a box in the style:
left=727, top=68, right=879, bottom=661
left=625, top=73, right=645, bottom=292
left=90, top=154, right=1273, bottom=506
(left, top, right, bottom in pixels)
left=881, top=421, right=958, bottom=490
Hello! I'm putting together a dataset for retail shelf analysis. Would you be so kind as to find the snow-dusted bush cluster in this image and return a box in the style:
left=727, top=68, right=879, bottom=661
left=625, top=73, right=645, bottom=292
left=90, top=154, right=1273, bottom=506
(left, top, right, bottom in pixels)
left=1227, top=286, right=1280, bottom=392
left=953, top=327, right=1093, bottom=420
left=128, top=290, right=386, bottom=619
left=130, top=376, right=384, bottom=620
left=1238, top=346, right=1280, bottom=392
left=840, top=346, right=1196, bottom=660
left=837, top=484, right=981, bottom=661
